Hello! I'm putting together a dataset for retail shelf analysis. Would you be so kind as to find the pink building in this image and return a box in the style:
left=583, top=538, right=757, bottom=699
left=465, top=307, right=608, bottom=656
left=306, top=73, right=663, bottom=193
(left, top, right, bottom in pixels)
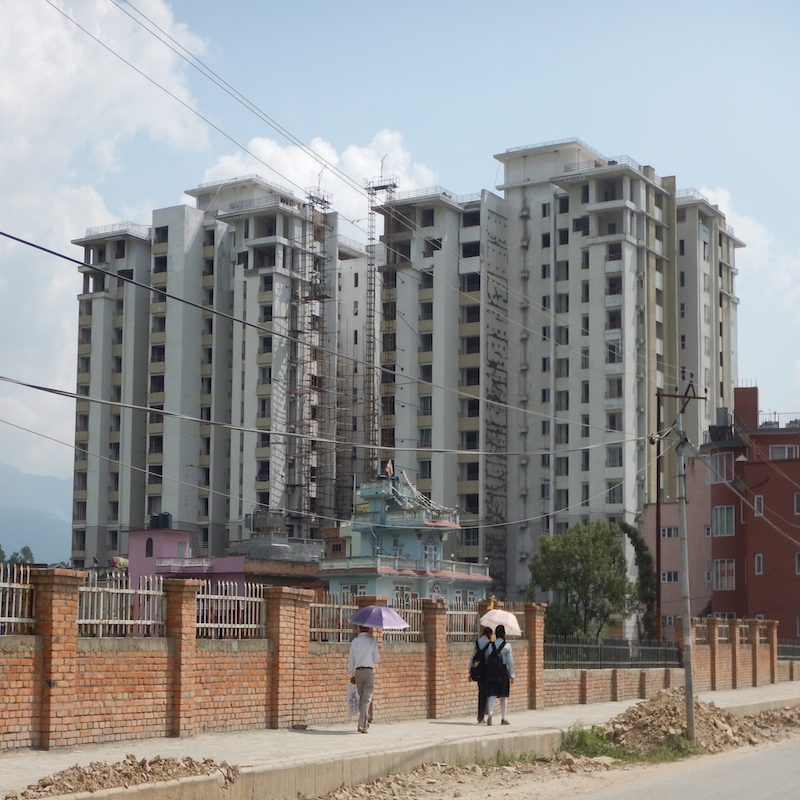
left=640, top=454, right=713, bottom=640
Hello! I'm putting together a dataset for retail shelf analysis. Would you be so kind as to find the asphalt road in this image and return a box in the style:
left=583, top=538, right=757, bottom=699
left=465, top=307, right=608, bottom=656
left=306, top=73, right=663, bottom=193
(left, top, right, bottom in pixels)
left=564, top=737, right=800, bottom=800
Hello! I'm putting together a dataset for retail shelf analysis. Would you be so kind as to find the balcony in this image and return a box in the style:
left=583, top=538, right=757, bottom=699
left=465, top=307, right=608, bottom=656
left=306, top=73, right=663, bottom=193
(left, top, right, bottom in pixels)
left=319, top=554, right=489, bottom=578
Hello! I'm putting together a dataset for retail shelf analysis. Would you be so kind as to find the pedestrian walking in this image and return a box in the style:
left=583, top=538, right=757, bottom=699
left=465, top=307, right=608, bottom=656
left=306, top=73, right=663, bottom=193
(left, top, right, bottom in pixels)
left=347, top=626, right=380, bottom=733
left=469, top=626, right=493, bottom=724
left=483, top=624, right=514, bottom=725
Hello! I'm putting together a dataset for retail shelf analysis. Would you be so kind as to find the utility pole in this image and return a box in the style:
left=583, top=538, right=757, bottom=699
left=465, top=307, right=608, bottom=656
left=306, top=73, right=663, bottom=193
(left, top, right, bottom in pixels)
left=675, top=413, right=695, bottom=741
left=654, top=380, right=704, bottom=742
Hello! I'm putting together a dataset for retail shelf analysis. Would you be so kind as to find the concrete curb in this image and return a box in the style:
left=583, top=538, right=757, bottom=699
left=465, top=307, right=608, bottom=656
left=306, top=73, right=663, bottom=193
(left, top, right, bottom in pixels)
left=32, top=727, right=567, bottom=800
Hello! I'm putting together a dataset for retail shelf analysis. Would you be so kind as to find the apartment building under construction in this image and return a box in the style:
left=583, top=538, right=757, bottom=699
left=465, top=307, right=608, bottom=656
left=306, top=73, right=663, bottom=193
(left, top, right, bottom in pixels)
left=71, top=176, right=370, bottom=566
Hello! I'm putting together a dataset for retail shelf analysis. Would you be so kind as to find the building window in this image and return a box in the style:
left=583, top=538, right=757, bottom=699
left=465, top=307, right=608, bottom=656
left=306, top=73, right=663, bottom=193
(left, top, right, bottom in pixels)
left=606, top=482, right=623, bottom=505
left=464, top=305, right=480, bottom=323
left=661, top=527, right=679, bottom=539
left=541, top=357, right=550, bottom=373
left=555, top=423, right=569, bottom=444
left=713, top=559, right=735, bottom=590
left=555, top=456, right=569, bottom=477
left=754, top=495, right=764, bottom=517
left=558, top=228, right=569, bottom=245
left=754, top=553, right=764, bottom=576
left=541, top=233, right=551, bottom=248
left=542, top=202, right=551, bottom=217
left=463, top=528, right=479, bottom=546
left=606, top=342, right=623, bottom=363
left=712, top=505, right=734, bottom=536
left=419, top=460, right=432, bottom=479
left=581, top=348, right=589, bottom=369
left=581, top=415, right=590, bottom=438
left=462, top=494, right=479, bottom=514
left=661, top=571, right=679, bottom=583
left=154, top=226, right=168, bottom=245
left=555, top=260, right=569, bottom=281
left=606, top=378, right=623, bottom=399
left=607, top=413, right=622, bottom=432
left=461, top=241, right=480, bottom=259
left=558, top=196, right=569, bottom=214
left=606, top=446, right=623, bottom=468
left=770, top=445, right=799, bottom=460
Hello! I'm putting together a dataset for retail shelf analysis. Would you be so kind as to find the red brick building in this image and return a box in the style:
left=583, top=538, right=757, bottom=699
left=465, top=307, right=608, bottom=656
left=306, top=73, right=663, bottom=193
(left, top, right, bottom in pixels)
left=702, top=387, right=800, bottom=638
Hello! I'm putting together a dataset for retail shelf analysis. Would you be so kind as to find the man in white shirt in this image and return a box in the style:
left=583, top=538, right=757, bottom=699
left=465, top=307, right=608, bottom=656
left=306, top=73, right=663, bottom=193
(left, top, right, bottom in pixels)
left=347, top=626, right=381, bottom=733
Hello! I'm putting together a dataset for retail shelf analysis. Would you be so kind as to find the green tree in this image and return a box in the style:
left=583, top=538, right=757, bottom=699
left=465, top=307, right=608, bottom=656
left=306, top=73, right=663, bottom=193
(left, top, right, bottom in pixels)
left=618, top=521, right=657, bottom=640
left=0, top=543, right=5, bottom=563
left=529, top=520, right=638, bottom=641
left=6, top=546, right=34, bottom=565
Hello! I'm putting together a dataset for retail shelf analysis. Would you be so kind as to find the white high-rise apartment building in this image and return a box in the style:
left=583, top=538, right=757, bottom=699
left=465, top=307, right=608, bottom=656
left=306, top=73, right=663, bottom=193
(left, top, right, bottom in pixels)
left=375, top=140, right=740, bottom=598
left=496, top=139, right=741, bottom=596
left=72, top=141, right=741, bottom=601
left=71, top=176, right=370, bottom=567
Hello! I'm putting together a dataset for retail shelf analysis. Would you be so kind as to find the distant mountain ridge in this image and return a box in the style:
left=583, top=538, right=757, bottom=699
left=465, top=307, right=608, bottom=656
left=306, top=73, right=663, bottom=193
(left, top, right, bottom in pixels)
left=0, top=463, right=71, bottom=564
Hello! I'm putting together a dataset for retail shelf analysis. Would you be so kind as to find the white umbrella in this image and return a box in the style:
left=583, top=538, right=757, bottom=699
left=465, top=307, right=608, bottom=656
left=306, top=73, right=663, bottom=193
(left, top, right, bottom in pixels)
left=479, top=608, right=522, bottom=637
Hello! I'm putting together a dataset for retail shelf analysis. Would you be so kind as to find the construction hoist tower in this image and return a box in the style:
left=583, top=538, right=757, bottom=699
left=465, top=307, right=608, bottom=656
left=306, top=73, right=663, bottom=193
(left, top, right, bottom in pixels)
left=284, top=188, right=334, bottom=538
left=365, top=176, right=398, bottom=477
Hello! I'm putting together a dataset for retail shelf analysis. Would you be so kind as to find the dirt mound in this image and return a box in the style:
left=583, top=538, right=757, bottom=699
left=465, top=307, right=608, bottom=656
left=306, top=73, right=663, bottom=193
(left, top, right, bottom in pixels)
left=3, top=755, right=239, bottom=799
left=321, top=757, right=618, bottom=800
left=606, top=687, right=800, bottom=753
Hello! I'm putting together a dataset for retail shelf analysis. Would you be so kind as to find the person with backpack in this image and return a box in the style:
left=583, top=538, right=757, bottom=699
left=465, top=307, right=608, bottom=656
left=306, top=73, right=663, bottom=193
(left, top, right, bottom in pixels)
left=483, top=624, right=514, bottom=725
left=468, top=626, right=493, bottom=724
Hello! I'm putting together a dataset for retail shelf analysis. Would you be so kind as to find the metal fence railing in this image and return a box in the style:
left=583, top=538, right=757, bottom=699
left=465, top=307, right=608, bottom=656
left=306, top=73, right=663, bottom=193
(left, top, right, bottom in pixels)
left=384, top=599, right=424, bottom=643
left=778, top=640, right=800, bottom=660
left=78, top=572, right=165, bottom=638
left=446, top=602, right=480, bottom=642
left=309, top=592, right=359, bottom=643
left=0, top=563, right=35, bottom=635
left=544, top=636, right=681, bottom=669
left=195, top=581, right=266, bottom=640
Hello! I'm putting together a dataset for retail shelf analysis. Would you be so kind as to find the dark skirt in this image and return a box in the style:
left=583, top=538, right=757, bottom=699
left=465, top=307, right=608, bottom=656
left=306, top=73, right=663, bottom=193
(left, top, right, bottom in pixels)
left=484, top=676, right=510, bottom=698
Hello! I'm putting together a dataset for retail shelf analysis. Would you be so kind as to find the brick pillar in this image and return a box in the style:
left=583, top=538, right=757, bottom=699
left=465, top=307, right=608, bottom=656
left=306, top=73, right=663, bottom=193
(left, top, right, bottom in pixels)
left=729, top=619, right=741, bottom=689
left=525, top=603, right=545, bottom=709
left=264, top=587, right=314, bottom=728
left=31, top=568, right=87, bottom=749
left=422, top=598, right=447, bottom=718
left=766, top=620, right=778, bottom=684
left=706, top=616, right=719, bottom=690
left=164, top=578, right=203, bottom=737
left=745, top=619, right=761, bottom=686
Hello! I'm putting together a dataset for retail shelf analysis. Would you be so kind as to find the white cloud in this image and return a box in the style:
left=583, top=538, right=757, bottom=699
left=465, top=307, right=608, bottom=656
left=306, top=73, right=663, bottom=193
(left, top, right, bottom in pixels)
left=201, top=129, right=437, bottom=239
left=701, top=186, right=800, bottom=411
left=0, top=0, right=209, bottom=477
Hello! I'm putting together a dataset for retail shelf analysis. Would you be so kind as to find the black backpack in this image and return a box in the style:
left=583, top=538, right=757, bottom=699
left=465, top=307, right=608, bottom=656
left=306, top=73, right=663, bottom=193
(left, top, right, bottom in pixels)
left=469, top=640, right=491, bottom=681
left=484, top=641, right=507, bottom=683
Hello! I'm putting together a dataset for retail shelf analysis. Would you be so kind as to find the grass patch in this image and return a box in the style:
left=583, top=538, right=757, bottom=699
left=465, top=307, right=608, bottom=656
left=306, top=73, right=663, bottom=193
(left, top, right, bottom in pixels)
left=561, top=724, right=703, bottom=764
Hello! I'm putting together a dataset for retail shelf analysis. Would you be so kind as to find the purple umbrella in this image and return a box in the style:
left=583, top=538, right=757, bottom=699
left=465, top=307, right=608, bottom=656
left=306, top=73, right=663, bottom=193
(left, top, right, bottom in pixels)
left=348, top=605, right=410, bottom=630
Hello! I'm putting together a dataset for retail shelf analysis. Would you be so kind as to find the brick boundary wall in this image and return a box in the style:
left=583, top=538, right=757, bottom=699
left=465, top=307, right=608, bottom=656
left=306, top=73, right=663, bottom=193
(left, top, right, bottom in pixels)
left=0, top=569, right=795, bottom=751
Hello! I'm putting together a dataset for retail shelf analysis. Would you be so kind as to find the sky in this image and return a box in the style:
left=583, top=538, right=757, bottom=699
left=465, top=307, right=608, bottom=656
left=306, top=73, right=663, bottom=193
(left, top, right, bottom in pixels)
left=0, top=0, right=798, bottom=480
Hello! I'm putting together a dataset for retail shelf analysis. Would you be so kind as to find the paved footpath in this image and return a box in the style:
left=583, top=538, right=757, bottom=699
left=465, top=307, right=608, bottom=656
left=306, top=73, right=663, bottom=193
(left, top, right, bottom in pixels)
left=2, top=682, right=800, bottom=799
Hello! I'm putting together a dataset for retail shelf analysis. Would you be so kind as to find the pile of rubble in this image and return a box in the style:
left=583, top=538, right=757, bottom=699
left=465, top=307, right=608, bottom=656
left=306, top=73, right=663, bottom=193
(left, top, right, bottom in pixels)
left=322, top=757, right=618, bottom=800
left=606, top=687, right=800, bottom=753
left=3, top=755, right=239, bottom=799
